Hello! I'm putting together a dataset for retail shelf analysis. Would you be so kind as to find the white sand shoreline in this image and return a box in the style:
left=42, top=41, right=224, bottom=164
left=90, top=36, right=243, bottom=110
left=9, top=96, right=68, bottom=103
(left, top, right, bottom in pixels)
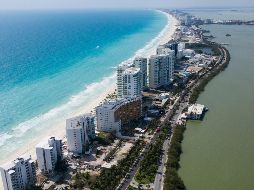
left=0, top=10, right=178, bottom=167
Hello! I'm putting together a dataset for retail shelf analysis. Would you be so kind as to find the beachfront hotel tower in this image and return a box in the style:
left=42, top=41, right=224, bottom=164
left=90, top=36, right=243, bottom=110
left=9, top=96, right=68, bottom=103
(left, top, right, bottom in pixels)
left=133, top=57, right=148, bottom=88
left=117, top=61, right=133, bottom=98
left=35, top=137, right=62, bottom=175
left=117, top=58, right=147, bottom=98
left=96, top=97, right=142, bottom=133
left=122, top=67, right=142, bottom=98
left=148, top=49, right=175, bottom=89
left=66, top=114, right=95, bottom=155
left=96, top=100, right=122, bottom=133
left=0, top=155, right=36, bottom=190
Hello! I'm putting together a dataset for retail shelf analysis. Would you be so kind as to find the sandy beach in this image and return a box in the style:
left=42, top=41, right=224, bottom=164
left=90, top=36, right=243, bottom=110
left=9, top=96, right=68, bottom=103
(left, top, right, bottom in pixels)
left=0, top=10, right=178, bottom=170
left=0, top=12, right=178, bottom=164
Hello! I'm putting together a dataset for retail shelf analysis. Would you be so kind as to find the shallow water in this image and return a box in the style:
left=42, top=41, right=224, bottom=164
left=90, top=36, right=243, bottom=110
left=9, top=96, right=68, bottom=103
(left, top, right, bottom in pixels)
left=0, top=10, right=169, bottom=161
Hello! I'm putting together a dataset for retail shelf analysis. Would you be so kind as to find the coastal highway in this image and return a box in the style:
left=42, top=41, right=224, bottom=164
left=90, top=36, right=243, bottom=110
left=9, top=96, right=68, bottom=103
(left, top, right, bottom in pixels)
left=119, top=94, right=188, bottom=190
left=118, top=132, right=159, bottom=190
left=154, top=100, right=188, bottom=190
left=153, top=137, right=170, bottom=190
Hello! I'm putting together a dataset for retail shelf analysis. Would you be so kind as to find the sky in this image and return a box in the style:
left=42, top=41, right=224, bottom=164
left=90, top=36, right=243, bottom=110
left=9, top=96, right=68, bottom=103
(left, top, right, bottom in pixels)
left=0, top=0, right=253, bottom=10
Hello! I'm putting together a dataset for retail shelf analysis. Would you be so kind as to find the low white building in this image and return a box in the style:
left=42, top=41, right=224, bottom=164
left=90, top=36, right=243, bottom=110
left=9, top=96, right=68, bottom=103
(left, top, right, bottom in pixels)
left=66, top=114, right=95, bottom=155
left=157, top=45, right=174, bottom=55
left=183, top=49, right=195, bottom=58
left=36, top=137, right=62, bottom=175
left=188, top=54, right=213, bottom=67
left=187, top=104, right=207, bottom=120
left=158, top=93, right=170, bottom=100
left=122, top=67, right=142, bottom=98
left=0, top=155, right=36, bottom=190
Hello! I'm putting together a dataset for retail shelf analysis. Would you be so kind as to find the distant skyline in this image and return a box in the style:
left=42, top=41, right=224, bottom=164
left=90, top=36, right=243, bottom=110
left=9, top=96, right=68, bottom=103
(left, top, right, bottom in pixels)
left=0, top=0, right=254, bottom=10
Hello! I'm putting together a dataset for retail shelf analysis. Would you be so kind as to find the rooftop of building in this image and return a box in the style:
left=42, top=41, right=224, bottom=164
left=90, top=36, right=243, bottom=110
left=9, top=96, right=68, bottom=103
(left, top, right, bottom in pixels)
left=134, top=56, right=147, bottom=61
left=187, top=104, right=205, bottom=115
left=150, top=54, right=172, bottom=59
left=123, top=67, right=140, bottom=75
left=36, top=142, right=54, bottom=150
left=0, top=154, right=33, bottom=170
left=118, top=61, right=133, bottom=69
left=66, top=120, right=82, bottom=130
left=67, top=113, right=94, bottom=122
left=186, top=65, right=203, bottom=73
left=66, top=113, right=94, bottom=129
left=96, top=97, right=141, bottom=111
left=36, top=136, right=60, bottom=149
left=157, top=46, right=175, bottom=53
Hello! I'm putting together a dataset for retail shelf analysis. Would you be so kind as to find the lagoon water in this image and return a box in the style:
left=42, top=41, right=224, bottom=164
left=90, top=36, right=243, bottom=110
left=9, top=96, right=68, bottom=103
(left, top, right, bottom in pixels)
left=0, top=10, right=168, bottom=161
left=179, top=9, right=254, bottom=190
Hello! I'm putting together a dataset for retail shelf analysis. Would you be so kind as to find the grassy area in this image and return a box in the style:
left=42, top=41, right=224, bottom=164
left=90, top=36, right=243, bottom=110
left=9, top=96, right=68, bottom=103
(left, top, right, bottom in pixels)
left=70, top=140, right=144, bottom=190
left=135, top=126, right=169, bottom=185
left=134, top=170, right=152, bottom=184
left=70, top=172, right=93, bottom=189
left=126, top=185, right=153, bottom=190
left=95, top=132, right=115, bottom=145
left=126, top=186, right=138, bottom=190
left=91, top=140, right=145, bottom=190
left=147, top=119, right=160, bottom=133
left=103, top=140, right=122, bottom=162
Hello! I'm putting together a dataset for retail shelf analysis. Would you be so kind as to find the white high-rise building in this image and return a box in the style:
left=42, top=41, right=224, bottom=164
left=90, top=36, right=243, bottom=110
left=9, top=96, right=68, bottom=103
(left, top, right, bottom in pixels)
left=66, top=114, right=95, bottom=155
left=177, top=42, right=185, bottom=59
left=122, top=67, right=142, bottom=98
left=36, top=137, right=62, bottom=175
left=178, top=42, right=185, bottom=50
left=96, top=100, right=122, bottom=133
left=185, top=15, right=192, bottom=26
left=0, top=155, right=36, bottom=190
left=117, top=61, right=133, bottom=98
left=133, top=57, right=148, bottom=88
left=148, top=51, right=175, bottom=89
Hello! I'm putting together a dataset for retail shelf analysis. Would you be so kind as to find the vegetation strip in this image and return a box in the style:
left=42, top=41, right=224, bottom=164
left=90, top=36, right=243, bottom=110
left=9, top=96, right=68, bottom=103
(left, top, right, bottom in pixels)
left=90, top=140, right=145, bottom=190
left=164, top=125, right=186, bottom=190
left=135, top=126, right=169, bottom=184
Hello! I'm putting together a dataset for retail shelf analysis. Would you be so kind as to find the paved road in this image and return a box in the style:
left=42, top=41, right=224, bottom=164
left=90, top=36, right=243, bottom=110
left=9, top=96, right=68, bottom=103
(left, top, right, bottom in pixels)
left=118, top=156, right=143, bottom=190
left=153, top=138, right=170, bottom=190
left=154, top=100, right=188, bottom=190
left=119, top=133, right=159, bottom=190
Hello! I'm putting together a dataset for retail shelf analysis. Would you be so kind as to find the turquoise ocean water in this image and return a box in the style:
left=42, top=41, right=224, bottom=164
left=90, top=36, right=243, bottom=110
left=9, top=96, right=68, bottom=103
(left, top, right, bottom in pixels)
left=0, top=10, right=168, bottom=160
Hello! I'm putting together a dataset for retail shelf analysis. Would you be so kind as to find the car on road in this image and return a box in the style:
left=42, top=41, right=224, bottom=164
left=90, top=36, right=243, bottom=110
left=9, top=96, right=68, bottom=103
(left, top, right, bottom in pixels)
left=126, top=173, right=131, bottom=179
